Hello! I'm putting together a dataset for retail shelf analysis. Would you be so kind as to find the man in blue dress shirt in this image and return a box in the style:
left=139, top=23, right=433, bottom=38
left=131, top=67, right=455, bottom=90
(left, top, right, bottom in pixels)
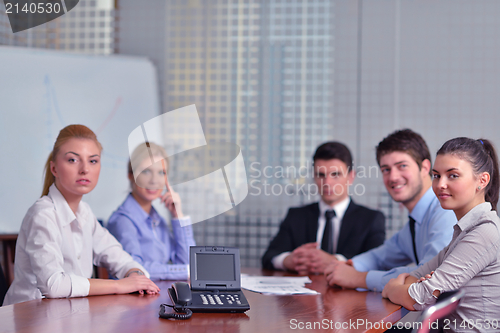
left=325, top=129, right=457, bottom=292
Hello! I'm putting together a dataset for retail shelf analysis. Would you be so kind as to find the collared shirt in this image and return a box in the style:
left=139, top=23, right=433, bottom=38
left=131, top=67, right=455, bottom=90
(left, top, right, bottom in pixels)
left=3, top=184, right=148, bottom=306
left=352, top=187, right=457, bottom=292
left=408, top=202, right=500, bottom=332
left=272, top=197, right=351, bottom=269
left=107, top=193, right=196, bottom=281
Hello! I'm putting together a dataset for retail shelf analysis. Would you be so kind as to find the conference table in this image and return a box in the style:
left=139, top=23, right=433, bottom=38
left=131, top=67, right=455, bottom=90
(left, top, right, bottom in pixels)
left=0, top=268, right=402, bottom=333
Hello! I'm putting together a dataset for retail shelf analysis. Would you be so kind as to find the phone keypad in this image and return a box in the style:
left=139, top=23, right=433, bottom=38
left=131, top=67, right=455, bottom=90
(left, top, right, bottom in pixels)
left=199, top=294, right=243, bottom=306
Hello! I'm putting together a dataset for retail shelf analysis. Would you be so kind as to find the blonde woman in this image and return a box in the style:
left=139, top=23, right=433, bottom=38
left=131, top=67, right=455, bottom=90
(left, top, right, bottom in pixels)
left=107, top=142, right=195, bottom=281
left=4, top=125, right=159, bottom=306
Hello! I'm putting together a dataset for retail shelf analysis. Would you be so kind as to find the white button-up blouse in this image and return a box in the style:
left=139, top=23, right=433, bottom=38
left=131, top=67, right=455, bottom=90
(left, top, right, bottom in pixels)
left=3, top=184, right=149, bottom=305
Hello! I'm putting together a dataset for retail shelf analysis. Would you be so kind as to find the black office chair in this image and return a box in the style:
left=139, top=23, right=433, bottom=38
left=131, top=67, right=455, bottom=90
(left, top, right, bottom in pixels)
left=412, top=289, right=465, bottom=333
left=0, top=264, right=8, bottom=306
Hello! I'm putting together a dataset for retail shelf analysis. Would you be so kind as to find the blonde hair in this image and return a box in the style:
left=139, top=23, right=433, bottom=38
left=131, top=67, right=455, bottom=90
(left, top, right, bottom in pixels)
left=128, top=142, right=169, bottom=179
left=42, top=125, right=102, bottom=197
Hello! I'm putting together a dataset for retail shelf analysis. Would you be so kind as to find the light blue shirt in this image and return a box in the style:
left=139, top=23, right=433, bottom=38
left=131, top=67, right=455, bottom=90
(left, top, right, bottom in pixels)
left=107, top=194, right=196, bottom=280
left=352, top=187, right=457, bottom=292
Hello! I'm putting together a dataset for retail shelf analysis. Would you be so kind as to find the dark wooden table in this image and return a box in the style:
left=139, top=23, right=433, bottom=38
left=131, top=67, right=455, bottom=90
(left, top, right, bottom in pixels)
left=0, top=268, right=402, bottom=333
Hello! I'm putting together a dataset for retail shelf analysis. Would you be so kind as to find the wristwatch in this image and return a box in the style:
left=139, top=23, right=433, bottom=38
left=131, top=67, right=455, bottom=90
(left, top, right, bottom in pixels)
left=125, top=270, right=145, bottom=278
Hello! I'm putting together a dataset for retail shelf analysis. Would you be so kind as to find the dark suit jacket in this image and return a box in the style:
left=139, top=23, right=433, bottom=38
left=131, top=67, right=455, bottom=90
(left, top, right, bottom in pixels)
left=261, top=200, right=386, bottom=270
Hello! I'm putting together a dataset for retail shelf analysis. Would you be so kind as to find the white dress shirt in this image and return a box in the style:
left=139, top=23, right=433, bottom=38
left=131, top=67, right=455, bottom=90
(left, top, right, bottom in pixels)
left=3, top=184, right=149, bottom=306
left=272, top=197, right=351, bottom=270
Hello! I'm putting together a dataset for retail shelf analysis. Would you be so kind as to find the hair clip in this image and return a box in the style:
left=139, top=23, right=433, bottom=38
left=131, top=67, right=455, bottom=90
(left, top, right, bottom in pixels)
left=479, top=140, right=484, bottom=145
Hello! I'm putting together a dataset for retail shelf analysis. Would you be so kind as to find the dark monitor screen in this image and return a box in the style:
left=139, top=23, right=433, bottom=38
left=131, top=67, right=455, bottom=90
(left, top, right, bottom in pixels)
left=196, top=253, right=235, bottom=281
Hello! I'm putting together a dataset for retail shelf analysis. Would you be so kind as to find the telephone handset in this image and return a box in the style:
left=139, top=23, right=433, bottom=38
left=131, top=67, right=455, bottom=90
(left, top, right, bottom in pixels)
left=159, top=282, right=193, bottom=320
left=171, top=282, right=192, bottom=305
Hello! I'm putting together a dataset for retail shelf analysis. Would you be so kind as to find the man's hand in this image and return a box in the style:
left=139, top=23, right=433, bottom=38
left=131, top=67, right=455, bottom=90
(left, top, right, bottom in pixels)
left=306, top=248, right=336, bottom=274
left=283, top=243, right=316, bottom=273
left=381, top=273, right=416, bottom=310
left=283, top=243, right=335, bottom=274
left=324, top=260, right=368, bottom=289
left=381, top=273, right=409, bottom=299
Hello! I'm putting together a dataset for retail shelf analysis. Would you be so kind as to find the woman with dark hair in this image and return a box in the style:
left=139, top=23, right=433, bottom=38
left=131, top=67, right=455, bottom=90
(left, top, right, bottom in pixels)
left=3, top=125, right=159, bottom=306
left=383, top=137, right=500, bottom=332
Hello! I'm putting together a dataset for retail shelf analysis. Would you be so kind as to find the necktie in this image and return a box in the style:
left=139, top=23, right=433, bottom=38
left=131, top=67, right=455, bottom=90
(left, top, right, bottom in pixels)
left=409, top=216, right=419, bottom=264
left=321, top=210, right=336, bottom=254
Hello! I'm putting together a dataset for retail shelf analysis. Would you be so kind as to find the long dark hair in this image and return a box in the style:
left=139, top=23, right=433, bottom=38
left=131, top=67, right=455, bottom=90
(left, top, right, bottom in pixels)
left=437, top=137, right=499, bottom=211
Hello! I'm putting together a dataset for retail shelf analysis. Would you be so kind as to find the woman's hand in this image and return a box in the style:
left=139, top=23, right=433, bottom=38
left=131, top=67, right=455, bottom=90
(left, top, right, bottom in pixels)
left=418, top=271, right=435, bottom=283
left=116, top=275, right=160, bottom=295
left=89, top=273, right=160, bottom=296
left=158, top=160, right=184, bottom=218
left=160, top=189, right=184, bottom=218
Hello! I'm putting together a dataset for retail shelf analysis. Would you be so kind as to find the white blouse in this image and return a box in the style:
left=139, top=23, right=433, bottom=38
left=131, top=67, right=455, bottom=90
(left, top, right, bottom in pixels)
left=3, top=184, right=149, bottom=305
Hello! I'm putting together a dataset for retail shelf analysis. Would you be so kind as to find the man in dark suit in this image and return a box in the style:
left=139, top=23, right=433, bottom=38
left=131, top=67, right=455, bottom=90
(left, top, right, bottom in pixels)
left=262, top=142, right=385, bottom=274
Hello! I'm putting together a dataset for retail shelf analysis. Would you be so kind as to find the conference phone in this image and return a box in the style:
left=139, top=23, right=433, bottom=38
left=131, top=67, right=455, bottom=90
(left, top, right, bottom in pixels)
left=160, top=246, right=250, bottom=319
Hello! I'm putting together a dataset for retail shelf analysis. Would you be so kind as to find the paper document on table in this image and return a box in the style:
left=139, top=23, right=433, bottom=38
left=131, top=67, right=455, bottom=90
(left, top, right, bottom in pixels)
left=241, top=276, right=318, bottom=295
